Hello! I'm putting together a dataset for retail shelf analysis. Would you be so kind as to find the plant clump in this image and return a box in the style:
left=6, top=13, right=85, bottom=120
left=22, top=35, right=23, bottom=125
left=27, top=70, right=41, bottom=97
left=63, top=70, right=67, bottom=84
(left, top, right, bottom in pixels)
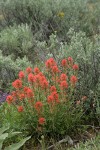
left=6, top=57, right=87, bottom=136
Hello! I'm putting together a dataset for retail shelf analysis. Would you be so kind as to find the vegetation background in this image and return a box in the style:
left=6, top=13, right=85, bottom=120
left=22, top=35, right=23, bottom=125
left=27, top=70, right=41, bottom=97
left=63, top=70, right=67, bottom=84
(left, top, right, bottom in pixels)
left=0, top=0, right=100, bottom=149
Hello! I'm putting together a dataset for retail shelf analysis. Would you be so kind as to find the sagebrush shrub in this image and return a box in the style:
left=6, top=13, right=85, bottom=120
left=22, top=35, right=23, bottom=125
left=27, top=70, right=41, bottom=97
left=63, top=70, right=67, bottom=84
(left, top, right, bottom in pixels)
left=0, top=51, right=32, bottom=91
left=0, top=0, right=99, bottom=40
left=0, top=24, right=33, bottom=59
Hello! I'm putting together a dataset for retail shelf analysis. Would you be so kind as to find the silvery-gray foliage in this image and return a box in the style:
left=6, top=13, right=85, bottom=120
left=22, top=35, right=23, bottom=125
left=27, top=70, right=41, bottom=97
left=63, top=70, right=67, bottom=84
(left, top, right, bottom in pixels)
left=0, top=0, right=99, bottom=39
left=0, top=24, right=33, bottom=59
left=0, top=51, right=32, bottom=90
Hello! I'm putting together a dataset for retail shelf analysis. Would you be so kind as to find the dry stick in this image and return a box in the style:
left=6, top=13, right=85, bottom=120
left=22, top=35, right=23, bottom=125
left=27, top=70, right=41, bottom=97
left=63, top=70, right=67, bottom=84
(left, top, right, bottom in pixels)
left=47, top=136, right=73, bottom=150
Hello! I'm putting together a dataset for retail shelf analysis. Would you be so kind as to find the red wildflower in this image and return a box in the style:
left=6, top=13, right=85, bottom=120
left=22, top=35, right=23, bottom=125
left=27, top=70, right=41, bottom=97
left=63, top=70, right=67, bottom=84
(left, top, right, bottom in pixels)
left=34, top=67, right=40, bottom=74
left=18, top=71, right=25, bottom=79
left=11, top=91, right=17, bottom=97
left=23, top=86, right=29, bottom=93
left=45, top=60, right=52, bottom=69
left=70, top=75, right=78, bottom=85
left=49, top=58, right=56, bottom=64
left=52, top=66, right=59, bottom=74
left=6, top=95, right=13, bottom=104
left=26, top=67, right=32, bottom=74
left=26, top=88, right=34, bottom=98
left=19, top=93, right=25, bottom=100
left=45, top=58, right=56, bottom=69
left=12, top=79, right=22, bottom=89
left=39, top=72, right=44, bottom=77
left=60, top=81, right=68, bottom=89
left=68, top=57, right=73, bottom=62
left=28, top=73, right=35, bottom=83
left=35, top=74, right=42, bottom=84
left=41, top=80, right=49, bottom=89
left=18, top=106, right=24, bottom=112
left=51, top=92, right=59, bottom=103
left=50, top=86, right=57, bottom=92
left=61, top=59, right=67, bottom=67
left=47, top=95, right=54, bottom=103
left=60, top=73, right=67, bottom=81
left=72, top=64, right=79, bottom=70
left=35, top=101, right=43, bottom=112
left=38, top=117, right=45, bottom=125
left=41, top=76, right=46, bottom=82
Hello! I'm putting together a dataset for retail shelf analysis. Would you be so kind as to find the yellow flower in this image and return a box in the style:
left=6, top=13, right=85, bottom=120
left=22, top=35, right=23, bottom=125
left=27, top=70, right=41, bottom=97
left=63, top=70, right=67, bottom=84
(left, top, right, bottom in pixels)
left=87, top=2, right=95, bottom=12
left=0, top=14, right=4, bottom=21
left=58, top=12, right=64, bottom=18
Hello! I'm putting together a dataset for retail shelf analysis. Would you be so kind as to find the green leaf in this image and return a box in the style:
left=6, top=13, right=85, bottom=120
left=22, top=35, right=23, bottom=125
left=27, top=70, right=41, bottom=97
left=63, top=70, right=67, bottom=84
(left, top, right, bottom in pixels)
left=0, top=127, right=9, bottom=135
left=4, top=136, right=31, bottom=150
left=8, top=132, right=22, bottom=139
left=0, top=133, right=8, bottom=140
left=0, top=133, right=8, bottom=150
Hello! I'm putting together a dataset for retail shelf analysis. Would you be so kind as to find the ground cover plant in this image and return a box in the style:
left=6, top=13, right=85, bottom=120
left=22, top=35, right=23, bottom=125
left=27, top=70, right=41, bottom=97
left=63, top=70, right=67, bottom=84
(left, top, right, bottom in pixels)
left=68, top=134, right=100, bottom=150
left=0, top=126, right=31, bottom=150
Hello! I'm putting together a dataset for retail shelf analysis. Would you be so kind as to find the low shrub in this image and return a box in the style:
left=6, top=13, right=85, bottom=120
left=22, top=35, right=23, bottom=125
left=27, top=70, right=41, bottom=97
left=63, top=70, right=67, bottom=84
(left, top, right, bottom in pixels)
left=0, top=126, right=31, bottom=150
left=0, top=0, right=100, bottom=40
left=69, top=134, right=100, bottom=150
left=0, top=51, right=32, bottom=91
left=0, top=24, right=33, bottom=59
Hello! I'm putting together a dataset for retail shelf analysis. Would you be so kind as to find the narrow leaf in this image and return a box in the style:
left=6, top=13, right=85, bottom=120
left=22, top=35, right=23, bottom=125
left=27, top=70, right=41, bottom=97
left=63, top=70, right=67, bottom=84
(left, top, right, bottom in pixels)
left=0, top=133, right=8, bottom=140
left=0, top=127, right=9, bottom=135
left=4, top=136, right=31, bottom=150
left=8, top=132, right=22, bottom=139
left=0, top=133, right=8, bottom=150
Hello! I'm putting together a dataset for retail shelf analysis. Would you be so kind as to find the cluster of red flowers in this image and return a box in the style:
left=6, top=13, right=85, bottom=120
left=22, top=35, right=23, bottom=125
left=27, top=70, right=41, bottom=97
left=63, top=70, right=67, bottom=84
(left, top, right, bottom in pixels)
left=45, top=58, right=60, bottom=74
left=60, top=73, right=68, bottom=90
left=6, top=95, right=13, bottom=104
left=45, top=58, right=56, bottom=69
left=26, top=67, right=32, bottom=74
left=47, top=91, right=59, bottom=104
left=61, top=57, right=79, bottom=70
left=61, top=59, right=67, bottom=67
left=35, top=101, right=43, bottom=112
left=27, top=69, right=49, bottom=90
left=38, top=117, right=45, bottom=125
left=12, top=79, right=22, bottom=89
left=18, top=106, right=24, bottom=112
left=19, top=71, right=25, bottom=79
left=6, top=57, right=79, bottom=126
left=70, top=75, right=78, bottom=86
